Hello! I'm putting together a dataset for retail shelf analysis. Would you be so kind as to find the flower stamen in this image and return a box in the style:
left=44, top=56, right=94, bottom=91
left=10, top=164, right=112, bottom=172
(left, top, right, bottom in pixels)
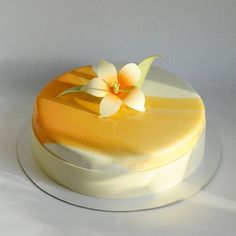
left=112, top=81, right=120, bottom=94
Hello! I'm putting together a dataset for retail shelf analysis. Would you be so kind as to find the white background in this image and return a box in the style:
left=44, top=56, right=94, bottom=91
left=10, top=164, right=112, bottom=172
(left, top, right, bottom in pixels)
left=0, top=0, right=236, bottom=235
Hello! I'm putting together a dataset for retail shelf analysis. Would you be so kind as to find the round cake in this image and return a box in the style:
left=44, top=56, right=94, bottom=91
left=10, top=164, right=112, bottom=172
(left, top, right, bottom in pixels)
left=32, top=61, right=205, bottom=199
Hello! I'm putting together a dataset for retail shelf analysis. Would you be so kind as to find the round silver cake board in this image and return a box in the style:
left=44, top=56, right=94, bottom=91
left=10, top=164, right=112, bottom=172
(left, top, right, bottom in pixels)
left=17, top=121, right=221, bottom=212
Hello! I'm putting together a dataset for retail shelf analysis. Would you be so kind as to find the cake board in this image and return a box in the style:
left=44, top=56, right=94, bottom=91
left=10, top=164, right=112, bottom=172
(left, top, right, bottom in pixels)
left=17, top=121, right=221, bottom=212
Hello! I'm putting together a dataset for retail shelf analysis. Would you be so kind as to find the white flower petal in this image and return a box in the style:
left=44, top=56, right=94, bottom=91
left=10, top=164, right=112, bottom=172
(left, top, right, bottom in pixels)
left=100, top=93, right=122, bottom=117
left=97, top=60, right=117, bottom=86
left=83, top=77, right=109, bottom=97
left=123, top=87, right=145, bottom=112
left=118, top=63, right=141, bottom=88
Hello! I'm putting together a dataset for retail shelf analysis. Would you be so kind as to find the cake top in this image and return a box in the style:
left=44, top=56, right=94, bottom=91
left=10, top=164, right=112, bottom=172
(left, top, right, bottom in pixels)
left=33, top=58, right=205, bottom=172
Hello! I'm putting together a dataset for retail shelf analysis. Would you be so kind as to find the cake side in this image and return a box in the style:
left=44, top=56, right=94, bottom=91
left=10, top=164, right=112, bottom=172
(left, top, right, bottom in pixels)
left=32, top=127, right=205, bottom=199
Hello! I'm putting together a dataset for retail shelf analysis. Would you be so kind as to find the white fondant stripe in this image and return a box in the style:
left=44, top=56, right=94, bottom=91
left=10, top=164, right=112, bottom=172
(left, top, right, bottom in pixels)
left=143, top=67, right=198, bottom=98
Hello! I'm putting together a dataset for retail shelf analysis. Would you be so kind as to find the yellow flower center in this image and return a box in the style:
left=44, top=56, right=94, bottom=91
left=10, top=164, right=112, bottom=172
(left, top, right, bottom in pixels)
left=112, top=81, right=120, bottom=94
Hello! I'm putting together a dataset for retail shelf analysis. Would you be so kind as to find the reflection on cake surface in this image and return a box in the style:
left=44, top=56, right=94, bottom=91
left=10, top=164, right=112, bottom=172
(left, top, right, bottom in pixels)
left=32, top=64, right=205, bottom=199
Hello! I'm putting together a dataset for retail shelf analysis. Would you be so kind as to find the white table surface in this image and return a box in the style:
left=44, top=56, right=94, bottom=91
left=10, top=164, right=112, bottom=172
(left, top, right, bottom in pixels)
left=0, top=1, right=236, bottom=235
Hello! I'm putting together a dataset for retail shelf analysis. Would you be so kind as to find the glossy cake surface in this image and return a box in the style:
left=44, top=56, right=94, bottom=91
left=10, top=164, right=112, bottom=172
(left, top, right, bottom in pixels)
left=32, top=64, right=206, bottom=198
left=33, top=65, right=205, bottom=173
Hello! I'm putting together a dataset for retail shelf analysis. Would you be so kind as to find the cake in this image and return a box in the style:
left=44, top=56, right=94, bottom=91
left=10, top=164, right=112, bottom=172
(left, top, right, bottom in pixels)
left=32, top=57, right=205, bottom=199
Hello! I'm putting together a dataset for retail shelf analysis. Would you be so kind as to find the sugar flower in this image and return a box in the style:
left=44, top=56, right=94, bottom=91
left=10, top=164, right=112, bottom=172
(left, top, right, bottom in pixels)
left=59, top=56, right=160, bottom=118
left=82, top=60, right=145, bottom=117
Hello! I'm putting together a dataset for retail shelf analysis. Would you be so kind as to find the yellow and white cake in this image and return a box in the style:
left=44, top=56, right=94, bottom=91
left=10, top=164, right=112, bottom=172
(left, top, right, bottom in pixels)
left=32, top=59, right=205, bottom=199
